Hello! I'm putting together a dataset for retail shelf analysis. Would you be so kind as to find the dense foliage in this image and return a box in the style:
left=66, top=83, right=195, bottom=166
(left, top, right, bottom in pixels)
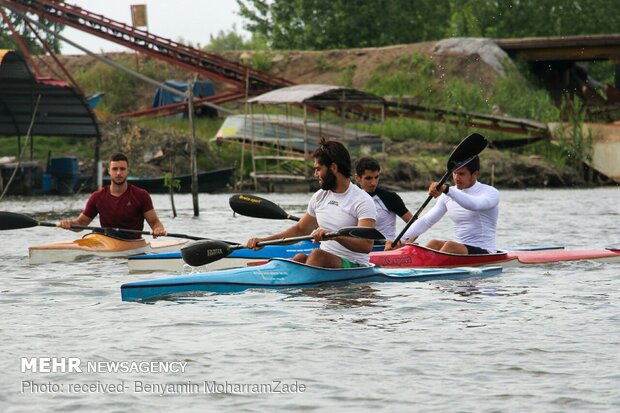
left=0, top=10, right=62, bottom=54
left=237, top=0, right=620, bottom=50
left=205, top=25, right=269, bottom=52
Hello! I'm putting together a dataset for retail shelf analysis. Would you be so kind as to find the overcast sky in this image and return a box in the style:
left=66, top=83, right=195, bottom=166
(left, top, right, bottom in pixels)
left=60, top=0, right=250, bottom=54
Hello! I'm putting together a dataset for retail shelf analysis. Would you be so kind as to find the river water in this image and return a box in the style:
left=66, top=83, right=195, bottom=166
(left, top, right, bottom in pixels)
left=1, top=188, right=618, bottom=412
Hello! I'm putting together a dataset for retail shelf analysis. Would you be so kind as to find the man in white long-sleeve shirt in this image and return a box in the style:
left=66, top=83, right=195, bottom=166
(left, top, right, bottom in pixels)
left=387, top=155, right=499, bottom=254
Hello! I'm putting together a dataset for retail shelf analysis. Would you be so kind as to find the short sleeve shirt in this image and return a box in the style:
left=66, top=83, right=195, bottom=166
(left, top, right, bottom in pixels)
left=307, top=183, right=376, bottom=264
left=83, top=184, right=154, bottom=238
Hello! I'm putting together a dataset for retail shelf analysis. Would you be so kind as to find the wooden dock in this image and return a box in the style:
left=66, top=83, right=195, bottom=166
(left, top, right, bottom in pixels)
left=548, top=122, right=620, bottom=183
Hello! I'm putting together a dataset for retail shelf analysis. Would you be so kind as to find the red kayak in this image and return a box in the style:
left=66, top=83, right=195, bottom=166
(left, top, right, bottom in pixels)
left=370, top=244, right=620, bottom=268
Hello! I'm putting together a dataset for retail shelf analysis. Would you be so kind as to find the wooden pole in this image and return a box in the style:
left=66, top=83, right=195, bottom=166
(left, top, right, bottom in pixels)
left=188, top=79, right=199, bottom=216
left=95, top=134, right=101, bottom=189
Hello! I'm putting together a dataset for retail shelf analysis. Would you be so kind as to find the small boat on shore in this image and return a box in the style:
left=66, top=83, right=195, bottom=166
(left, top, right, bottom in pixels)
left=29, top=233, right=187, bottom=264
left=121, top=258, right=502, bottom=302
left=370, top=244, right=620, bottom=268
left=102, top=167, right=235, bottom=193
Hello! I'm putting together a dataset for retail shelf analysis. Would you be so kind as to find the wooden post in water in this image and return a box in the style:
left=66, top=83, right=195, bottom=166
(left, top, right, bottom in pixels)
left=187, top=79, right=199, bottom=216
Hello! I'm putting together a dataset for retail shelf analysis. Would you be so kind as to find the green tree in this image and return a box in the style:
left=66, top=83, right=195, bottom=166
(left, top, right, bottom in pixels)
left=237, top=0, right=620, bottom=50
left=237, top=0, right=451, bottom=50
left=447, top=0, right=620, bottom=38
left=0, top=10, right=62, bottom=54
left=205, top=25, right=268, bottom=51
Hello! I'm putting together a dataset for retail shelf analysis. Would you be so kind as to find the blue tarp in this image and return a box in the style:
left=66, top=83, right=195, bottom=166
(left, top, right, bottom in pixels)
left=152, top=80, right=215, bottom=116
left=86, top=92, right=105, bottom=109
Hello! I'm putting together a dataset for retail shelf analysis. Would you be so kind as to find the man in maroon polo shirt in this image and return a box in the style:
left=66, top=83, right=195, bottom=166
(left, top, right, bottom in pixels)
left=59, top=153, right=166, bottom=239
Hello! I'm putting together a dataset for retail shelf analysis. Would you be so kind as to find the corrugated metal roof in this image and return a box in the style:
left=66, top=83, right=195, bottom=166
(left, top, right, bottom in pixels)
left=213, top=114, right=383, bottom=153
left=248, top=84, right=385, bottom=105
left=0, top=50, right=100, bottom=138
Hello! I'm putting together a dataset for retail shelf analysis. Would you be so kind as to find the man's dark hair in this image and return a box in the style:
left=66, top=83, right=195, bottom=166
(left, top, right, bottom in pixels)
left=465, top=155, right=480, bottom=174
left=312, top=137, right=351, bottom=177
left=110, top=152, right=129, bottom=164
left=355, top=157, right=381, bottom=176
left=450, top=155, right=480, bottom=174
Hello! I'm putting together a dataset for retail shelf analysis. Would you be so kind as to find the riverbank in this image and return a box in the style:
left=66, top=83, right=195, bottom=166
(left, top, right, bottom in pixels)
left=96, top=120, right=593, bottom=191
left=33, top=41, right=618, bottom=189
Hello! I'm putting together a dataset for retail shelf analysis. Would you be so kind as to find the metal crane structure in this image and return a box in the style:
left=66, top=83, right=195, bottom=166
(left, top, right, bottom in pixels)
left=0, top=0, right=292, bottom=89
left=1, top=0, right=554, bottom=138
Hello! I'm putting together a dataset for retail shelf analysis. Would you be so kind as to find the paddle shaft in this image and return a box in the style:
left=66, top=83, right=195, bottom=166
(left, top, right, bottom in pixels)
left=37, top=221, right=205, bottom=240
left=231, top=225, right=387, bottom=252
left=392, top=154, right=477, bottom=245
left=0, top=211, right=227, bottom=242
left=228, top=233, right=324, bottom=252
left=180, top=226, right=385, bottom=266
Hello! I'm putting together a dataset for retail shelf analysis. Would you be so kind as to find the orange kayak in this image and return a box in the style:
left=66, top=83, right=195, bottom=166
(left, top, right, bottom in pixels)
left=29, top=233, right=187, bottom=264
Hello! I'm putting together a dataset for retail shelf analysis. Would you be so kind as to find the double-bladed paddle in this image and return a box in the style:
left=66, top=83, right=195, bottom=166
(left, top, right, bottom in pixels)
left=392, top=132, right=488, bottom=245
left=229, top=194, right=301, bottom=221
left=180, top=226, right=385, bottom=266
left=0, top=211, right=208, bottom=241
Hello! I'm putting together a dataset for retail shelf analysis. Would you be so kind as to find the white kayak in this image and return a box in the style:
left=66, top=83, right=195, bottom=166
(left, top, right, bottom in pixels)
left=29, top=232, right=187, bottom=264
left=127, top=240, right=319, bottom=273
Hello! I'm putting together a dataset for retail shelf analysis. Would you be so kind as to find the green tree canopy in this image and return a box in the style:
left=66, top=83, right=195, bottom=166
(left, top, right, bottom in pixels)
left=0, top=10, right=62, bottom=54
left=205, top=25, right=269, bottom=51
left=237, top=0, right=620, bottom=50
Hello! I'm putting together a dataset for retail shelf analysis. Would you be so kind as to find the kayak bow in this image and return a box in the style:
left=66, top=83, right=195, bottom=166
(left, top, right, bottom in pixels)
left=29, top=233, right=187, bottom=264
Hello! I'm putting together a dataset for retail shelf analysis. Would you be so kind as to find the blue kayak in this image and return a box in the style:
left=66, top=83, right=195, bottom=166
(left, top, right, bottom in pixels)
left=128, top=241, right=385, bottom=273
left=121, top=258, right=502, bottom=302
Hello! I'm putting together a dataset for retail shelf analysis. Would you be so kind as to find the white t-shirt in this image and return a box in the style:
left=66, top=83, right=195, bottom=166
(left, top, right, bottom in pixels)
left=403, top=181, right=499, bottom=252
left=307, top=183, right=377, bottom=264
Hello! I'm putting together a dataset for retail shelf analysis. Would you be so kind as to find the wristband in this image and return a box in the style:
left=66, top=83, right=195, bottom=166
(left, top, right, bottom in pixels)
left=443, top=184, right=450, bottom=194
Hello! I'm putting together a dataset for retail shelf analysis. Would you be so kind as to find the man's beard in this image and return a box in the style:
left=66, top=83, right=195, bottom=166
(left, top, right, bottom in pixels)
left=320, top=168, right=337, bottom=191
left=112, top=177, right=127, bottom=186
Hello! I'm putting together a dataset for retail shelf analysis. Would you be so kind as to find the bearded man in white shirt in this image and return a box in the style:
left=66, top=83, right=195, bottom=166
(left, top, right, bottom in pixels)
left=246, top=138, right=377, bottom=268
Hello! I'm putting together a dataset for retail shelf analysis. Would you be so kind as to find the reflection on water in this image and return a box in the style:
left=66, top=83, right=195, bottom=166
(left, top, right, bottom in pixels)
left=434, top=280, right=529, bottom=300
left=146, top=284, right=388, bottom=309
left=37, top=209, right=85, bottom=221
left=284, top=283, right=387, bottom=309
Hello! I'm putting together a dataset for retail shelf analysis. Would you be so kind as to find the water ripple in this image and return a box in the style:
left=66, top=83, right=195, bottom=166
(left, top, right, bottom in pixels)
left=1, top=190, right=619, bottom=412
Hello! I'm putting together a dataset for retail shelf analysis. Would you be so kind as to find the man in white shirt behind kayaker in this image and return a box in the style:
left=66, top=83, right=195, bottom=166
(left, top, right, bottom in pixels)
left=386, top=155, right=499, bottom=254
left=246, top=138, right=377, bottom=268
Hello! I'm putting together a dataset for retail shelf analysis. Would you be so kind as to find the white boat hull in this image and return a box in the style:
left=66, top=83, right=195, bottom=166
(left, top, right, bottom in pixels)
left=29, top=233, right=187, bottom=264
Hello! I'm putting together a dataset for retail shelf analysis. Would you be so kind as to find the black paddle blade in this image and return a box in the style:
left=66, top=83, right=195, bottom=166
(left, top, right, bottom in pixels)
left=229, top=194, right=299, bottom=221
left=181, top=240, right=234, bottom=266
left=447, top=133, right=488, bottom=170
left=338, top=226, right=386, bottom=241
left=0, top=211, right=40, bottom=230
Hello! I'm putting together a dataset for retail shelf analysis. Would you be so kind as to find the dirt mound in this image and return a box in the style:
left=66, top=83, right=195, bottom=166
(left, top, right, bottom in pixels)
left=220, top=39, right=506, bottom=93
left=52, top=39, right=507, bottom=108
left=95, top=120, right=227, bottom=177
left=367, top=140, right=584, bottom=190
